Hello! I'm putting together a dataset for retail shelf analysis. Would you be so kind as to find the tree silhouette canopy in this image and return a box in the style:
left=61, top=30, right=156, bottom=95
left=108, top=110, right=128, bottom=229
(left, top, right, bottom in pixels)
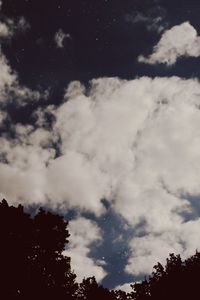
left=1, top=199, right=200, bottom=300
left=130, top=252, right=200, bottom=300
left=0, top=199, right=77, bottom=299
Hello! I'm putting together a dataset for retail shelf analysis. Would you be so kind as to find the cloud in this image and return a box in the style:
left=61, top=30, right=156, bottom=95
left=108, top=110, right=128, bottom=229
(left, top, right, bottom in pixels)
left=16, top=16, right=30, bottom=33
left=0, top=126, right=55, bottom=204
left=44, top=76, right=200, bottom=276
left=138, top=22, right=200, bottom=65
left=0, top=4, right=31, bottom=98
left=0, top=22, right=10, bottom=38
left=125, top=13, right=165, bottom=33
left=126, top=219, right=200, bottom=276
left=0, top=0, right=30, bottom=39
left=54, top=28, right=71, bottom=48
left=0, top=43, right=45, bottom=106
left=0, top=53, right=44, bottom=106
left=2, top=31, right=200, bottom=279
left=115, top=283, right=132, bottom=293
left=0, top=28, right=51, bottom=203
left=0, top=17, right=30, bottom=39
left=125, top=6, right=168, bottom=33
left=64, top=217, right=107, bottom=282
left=2, top=0, right=200, bottom=286
left=0, top=48, right=16, bottom=93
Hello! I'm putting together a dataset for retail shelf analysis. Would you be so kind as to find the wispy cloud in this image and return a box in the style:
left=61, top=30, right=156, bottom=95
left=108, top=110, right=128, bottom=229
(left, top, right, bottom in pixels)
left=54, top=28, right=71, bottom=48
left=125, top=6, right=168, bottom=33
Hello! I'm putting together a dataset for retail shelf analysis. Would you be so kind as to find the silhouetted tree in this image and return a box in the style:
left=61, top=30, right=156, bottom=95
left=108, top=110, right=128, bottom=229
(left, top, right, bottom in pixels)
left=0, top=199, right=77, bottom=299
left=4, top=198, right=200, bottom=300
left=130, top=252, right=200, bottom=300
left=77, top=276, right=116, bottom=300
left=114, top=288, right=131, bottom=300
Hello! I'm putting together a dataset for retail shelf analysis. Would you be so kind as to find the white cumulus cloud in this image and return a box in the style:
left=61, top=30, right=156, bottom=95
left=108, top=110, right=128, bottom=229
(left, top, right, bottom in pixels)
left=115, top=283, right=132, bottom=293
left=64, top=217, right=107, bottom=282
left=0, top=22, right=10, bottom=38
left=138, top=22, right=200, bottom=65
left=2, top=21, right=200, bottom=280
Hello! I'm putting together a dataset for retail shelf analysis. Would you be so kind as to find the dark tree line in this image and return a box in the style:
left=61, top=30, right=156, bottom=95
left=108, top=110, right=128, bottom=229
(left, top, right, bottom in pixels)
left=1, top=199, right=200, bottom=300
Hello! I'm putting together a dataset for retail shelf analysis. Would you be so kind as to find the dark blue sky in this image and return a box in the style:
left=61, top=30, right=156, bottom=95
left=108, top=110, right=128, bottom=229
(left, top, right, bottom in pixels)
left=1, top=0, right=200, bottom=128
left=2, top=0, right=200, bottom=91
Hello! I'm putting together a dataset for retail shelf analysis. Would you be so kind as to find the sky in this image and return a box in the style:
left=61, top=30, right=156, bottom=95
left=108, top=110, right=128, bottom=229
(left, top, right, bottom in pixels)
left=2, top=0, right=200, bottom=292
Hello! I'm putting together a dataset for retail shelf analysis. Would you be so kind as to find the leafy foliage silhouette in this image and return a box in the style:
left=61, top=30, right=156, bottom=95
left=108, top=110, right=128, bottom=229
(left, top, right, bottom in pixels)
left=1, top=199, right=200, bottom=300
left=130, top=252, right=200, bottom=300
left=77, top=276, right=116, bottom=300
left=0, top=199, right=77, bottom=299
